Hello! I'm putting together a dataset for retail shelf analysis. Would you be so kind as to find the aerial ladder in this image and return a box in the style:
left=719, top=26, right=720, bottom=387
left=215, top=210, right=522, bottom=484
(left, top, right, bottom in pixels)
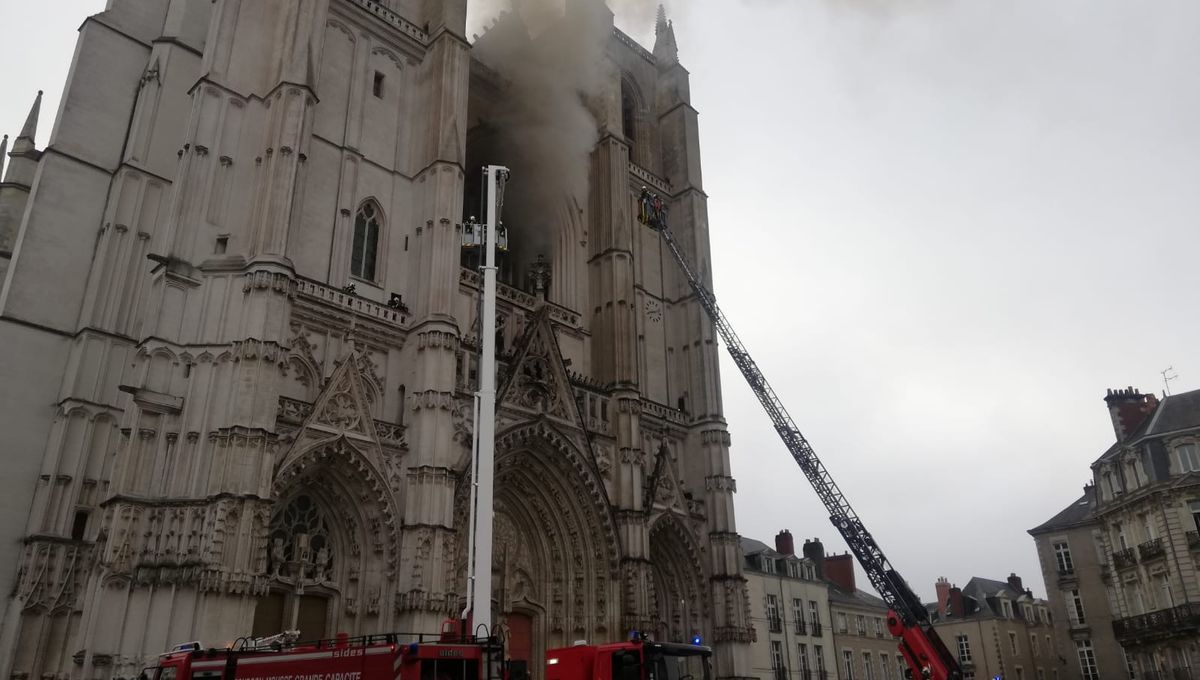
left=637, top=189, right=962, bottom=680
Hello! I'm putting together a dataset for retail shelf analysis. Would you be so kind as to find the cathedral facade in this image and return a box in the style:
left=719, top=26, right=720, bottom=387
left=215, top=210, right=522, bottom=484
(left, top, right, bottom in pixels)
left=0, top=2, right=753, bottom=679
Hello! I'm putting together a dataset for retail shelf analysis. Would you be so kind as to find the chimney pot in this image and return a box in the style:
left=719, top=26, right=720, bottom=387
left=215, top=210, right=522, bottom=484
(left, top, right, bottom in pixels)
left=775, top=530, right=795, bottom=556
left=935, top=577, right=952, bottom=617
left=802, top=538, right=825, bottom=578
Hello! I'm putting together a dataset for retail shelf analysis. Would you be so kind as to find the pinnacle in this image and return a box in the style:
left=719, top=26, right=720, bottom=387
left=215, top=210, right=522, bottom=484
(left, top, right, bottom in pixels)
left=16, top=90, right=43, bottom=146
left=656, top=4, right=668, bottom=35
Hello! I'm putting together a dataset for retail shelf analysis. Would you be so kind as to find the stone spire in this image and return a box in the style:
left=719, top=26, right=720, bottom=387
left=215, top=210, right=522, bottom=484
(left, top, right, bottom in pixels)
left=653, top=4, right=678, bottom=64
left=0, top=135, right=8, bottom=181
left=3, top=92, right=42, bottom=186
left=12, top=90, right=42, bottom=155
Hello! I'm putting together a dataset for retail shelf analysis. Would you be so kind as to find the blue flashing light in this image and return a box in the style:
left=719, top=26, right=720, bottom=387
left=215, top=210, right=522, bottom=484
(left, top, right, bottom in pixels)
left=408, top=643, right=420, bottom=655
left=691, top=635, right=702, bottom=646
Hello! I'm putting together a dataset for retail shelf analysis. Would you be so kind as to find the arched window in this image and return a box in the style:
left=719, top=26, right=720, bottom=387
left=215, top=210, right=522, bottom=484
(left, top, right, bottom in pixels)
left=268, top=494, right=334, bottom=581
left=351, top=201, right=382, bottom=281
left=621, top=81, right=638, bottom=143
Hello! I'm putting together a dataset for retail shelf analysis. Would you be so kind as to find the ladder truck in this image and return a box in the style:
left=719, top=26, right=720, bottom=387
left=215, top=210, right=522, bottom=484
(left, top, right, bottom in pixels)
left=143, top=623, right=505, bottom=680
left=637, top=189, right=962, bottom=680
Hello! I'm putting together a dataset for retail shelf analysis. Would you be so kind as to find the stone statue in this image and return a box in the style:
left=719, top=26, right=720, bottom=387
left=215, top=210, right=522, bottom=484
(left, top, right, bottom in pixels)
left=270, top=538, right=285, bottom=578
left=314, top=546, right=330, bottom=582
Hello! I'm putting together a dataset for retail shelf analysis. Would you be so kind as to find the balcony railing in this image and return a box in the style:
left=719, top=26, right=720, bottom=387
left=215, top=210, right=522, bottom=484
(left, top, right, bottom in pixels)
left=772, top=666, right=788, bottom=680
left=794, top=619, right=808, bottom=635
left=1188, top=531, right=1200, bottom=550
left=1113, top=603, right=1200, bottom=645
left=1057, top=568, right=1078, bottom=585
left=800, top=671, right=812, bottom=680
left=768, top=616, right=783, bottom=633
left=1139, top=537, right=1166, bottom=561
left=1113, top=547, right=1138, bottom=570
left=810, top=622, right=823, bottom=636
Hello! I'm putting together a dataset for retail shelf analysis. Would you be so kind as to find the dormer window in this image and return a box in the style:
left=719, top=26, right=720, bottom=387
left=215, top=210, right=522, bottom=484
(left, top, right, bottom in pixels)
left=1177, top=443, right=1200, bottom=473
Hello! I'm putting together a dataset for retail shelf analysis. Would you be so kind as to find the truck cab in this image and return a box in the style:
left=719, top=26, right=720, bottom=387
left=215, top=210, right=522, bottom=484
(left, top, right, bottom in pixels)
left=546, top=638, right=712, bottom=680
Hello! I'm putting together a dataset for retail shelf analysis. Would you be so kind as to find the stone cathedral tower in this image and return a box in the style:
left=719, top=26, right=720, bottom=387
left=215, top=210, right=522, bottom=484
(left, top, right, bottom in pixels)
left=0, top=2, right=754, bottom=679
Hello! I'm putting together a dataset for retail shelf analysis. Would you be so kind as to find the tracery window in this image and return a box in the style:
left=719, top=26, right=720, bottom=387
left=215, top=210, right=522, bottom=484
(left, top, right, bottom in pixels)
left=351, top=201, right=382, bottom=281
left=269, top=494, right=334, bottom=581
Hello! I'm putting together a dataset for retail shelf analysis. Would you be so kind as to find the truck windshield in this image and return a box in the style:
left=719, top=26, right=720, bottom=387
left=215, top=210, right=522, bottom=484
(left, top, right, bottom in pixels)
left=648, top=651, right=711, bottom=680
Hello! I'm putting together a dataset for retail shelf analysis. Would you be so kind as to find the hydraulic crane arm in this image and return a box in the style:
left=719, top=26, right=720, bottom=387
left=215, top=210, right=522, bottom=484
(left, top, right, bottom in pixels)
left=638, top=189, right=961, bottom=680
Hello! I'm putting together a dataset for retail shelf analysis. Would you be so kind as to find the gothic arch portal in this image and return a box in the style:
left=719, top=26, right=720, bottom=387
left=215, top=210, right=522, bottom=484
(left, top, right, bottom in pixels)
left=258, top=437, right=401, bottom=638
left=648, top=513, right=708, bottom=643
left=454, top=421, right=621, bottom=675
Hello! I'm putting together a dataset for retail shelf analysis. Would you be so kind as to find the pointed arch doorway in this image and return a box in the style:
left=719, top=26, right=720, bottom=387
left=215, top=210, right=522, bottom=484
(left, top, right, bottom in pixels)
left=252, top=493, right=338, bottom=641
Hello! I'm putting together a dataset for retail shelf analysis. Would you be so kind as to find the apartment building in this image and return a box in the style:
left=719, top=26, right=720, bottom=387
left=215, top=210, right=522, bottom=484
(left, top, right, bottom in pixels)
left=743, top=533, right=838, bottom=680
left=1088, top=387, right=1200, bottom=676
left=925, top=574, right=1063, bottom=680
left=820, top=550, right=904, bottom=680
left=1029, top=489, right=1125, bottom=680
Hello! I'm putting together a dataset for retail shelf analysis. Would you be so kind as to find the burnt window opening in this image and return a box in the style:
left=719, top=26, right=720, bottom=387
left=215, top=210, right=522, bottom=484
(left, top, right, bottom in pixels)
left=621, top=83, right=638, bottom=143
left=351, top=201, right=382, bottom=281
left=71, top=510, right=89, bottom=541
left=373, top=71, right=385, bottom=98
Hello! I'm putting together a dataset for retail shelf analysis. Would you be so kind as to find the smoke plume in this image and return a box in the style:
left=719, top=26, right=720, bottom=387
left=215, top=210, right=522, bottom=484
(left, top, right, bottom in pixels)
left=469, top=0, right=662, bottom=269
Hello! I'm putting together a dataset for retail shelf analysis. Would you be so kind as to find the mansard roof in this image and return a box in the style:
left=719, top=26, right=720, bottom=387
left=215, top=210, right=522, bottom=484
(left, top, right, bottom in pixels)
left=826, top=582, right=888, bottom=611
left=1028, top=492, right=1096, bottom=535
left=1138, top=387, right=1200, bottom=438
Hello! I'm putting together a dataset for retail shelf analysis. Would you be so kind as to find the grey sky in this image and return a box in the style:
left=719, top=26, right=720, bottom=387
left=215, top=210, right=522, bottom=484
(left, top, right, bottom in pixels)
left=2, top=1, right=1197, bottom=604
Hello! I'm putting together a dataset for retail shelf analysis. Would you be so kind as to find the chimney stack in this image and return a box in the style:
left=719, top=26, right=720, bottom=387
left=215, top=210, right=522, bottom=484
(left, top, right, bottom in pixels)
left=1007, top=573, right=1023, bottom=594
left=802, top=539, right=825, bottom=578
left=948, top=585, right=965, bottom=618
left=935, top=577, right=951, bottom=616
left=775, top=530, right=795, bottom=556
left=1104, top=387, right=1158, bottom=442
left=824, top=552, right=856, bottom=592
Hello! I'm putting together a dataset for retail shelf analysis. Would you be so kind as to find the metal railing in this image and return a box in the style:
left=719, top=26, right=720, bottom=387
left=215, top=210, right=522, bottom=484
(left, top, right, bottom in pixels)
left=1139, top=537, right=1165, bottom=561
left=1113, top=603, right=1200, bottom=644
left=794, top=619, right=808, bottom=635
left=773, top=666, right=788, bottom=680
left=810, top=622, right=823, bottom=636
left=768, top=616, right=783, bottom=633
left=1113, top=547, right=1138, bottom=570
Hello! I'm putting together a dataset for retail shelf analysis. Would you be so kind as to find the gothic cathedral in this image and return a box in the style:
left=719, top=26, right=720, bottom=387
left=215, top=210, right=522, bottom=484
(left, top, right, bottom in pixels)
left=0, top=2, right=754, bottom=679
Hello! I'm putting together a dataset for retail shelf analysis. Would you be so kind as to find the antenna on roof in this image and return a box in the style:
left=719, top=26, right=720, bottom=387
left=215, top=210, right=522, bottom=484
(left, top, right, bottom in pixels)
left=1161, top=366, right=1179, bottom=396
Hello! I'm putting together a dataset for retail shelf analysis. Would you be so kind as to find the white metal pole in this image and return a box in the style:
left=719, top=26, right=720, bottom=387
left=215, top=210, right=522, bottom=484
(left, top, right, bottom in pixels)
left=462, top=391, right=481, bottom=624
left=470, top=165, right=507, bottom=636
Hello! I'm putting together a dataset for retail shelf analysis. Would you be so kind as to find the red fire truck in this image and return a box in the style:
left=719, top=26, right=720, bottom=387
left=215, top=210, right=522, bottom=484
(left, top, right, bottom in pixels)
left=143, top=623, right=505, bottom=680
left=546, top=635, right=712, bottom=680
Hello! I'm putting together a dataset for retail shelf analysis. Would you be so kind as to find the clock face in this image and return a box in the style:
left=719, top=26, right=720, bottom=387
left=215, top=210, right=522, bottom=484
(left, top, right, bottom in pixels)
left=645, top=299, right=663, bottom=322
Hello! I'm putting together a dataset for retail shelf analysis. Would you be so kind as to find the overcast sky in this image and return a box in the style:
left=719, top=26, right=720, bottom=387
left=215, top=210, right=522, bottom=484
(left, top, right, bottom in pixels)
left=2, top=1, right=1197, bottom=604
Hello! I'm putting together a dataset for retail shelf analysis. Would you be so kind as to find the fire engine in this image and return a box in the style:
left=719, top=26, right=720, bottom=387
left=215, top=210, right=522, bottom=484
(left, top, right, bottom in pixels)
left=143, top=623, right=505, bottom=680
left=546, top=635, right=712, bottom=680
